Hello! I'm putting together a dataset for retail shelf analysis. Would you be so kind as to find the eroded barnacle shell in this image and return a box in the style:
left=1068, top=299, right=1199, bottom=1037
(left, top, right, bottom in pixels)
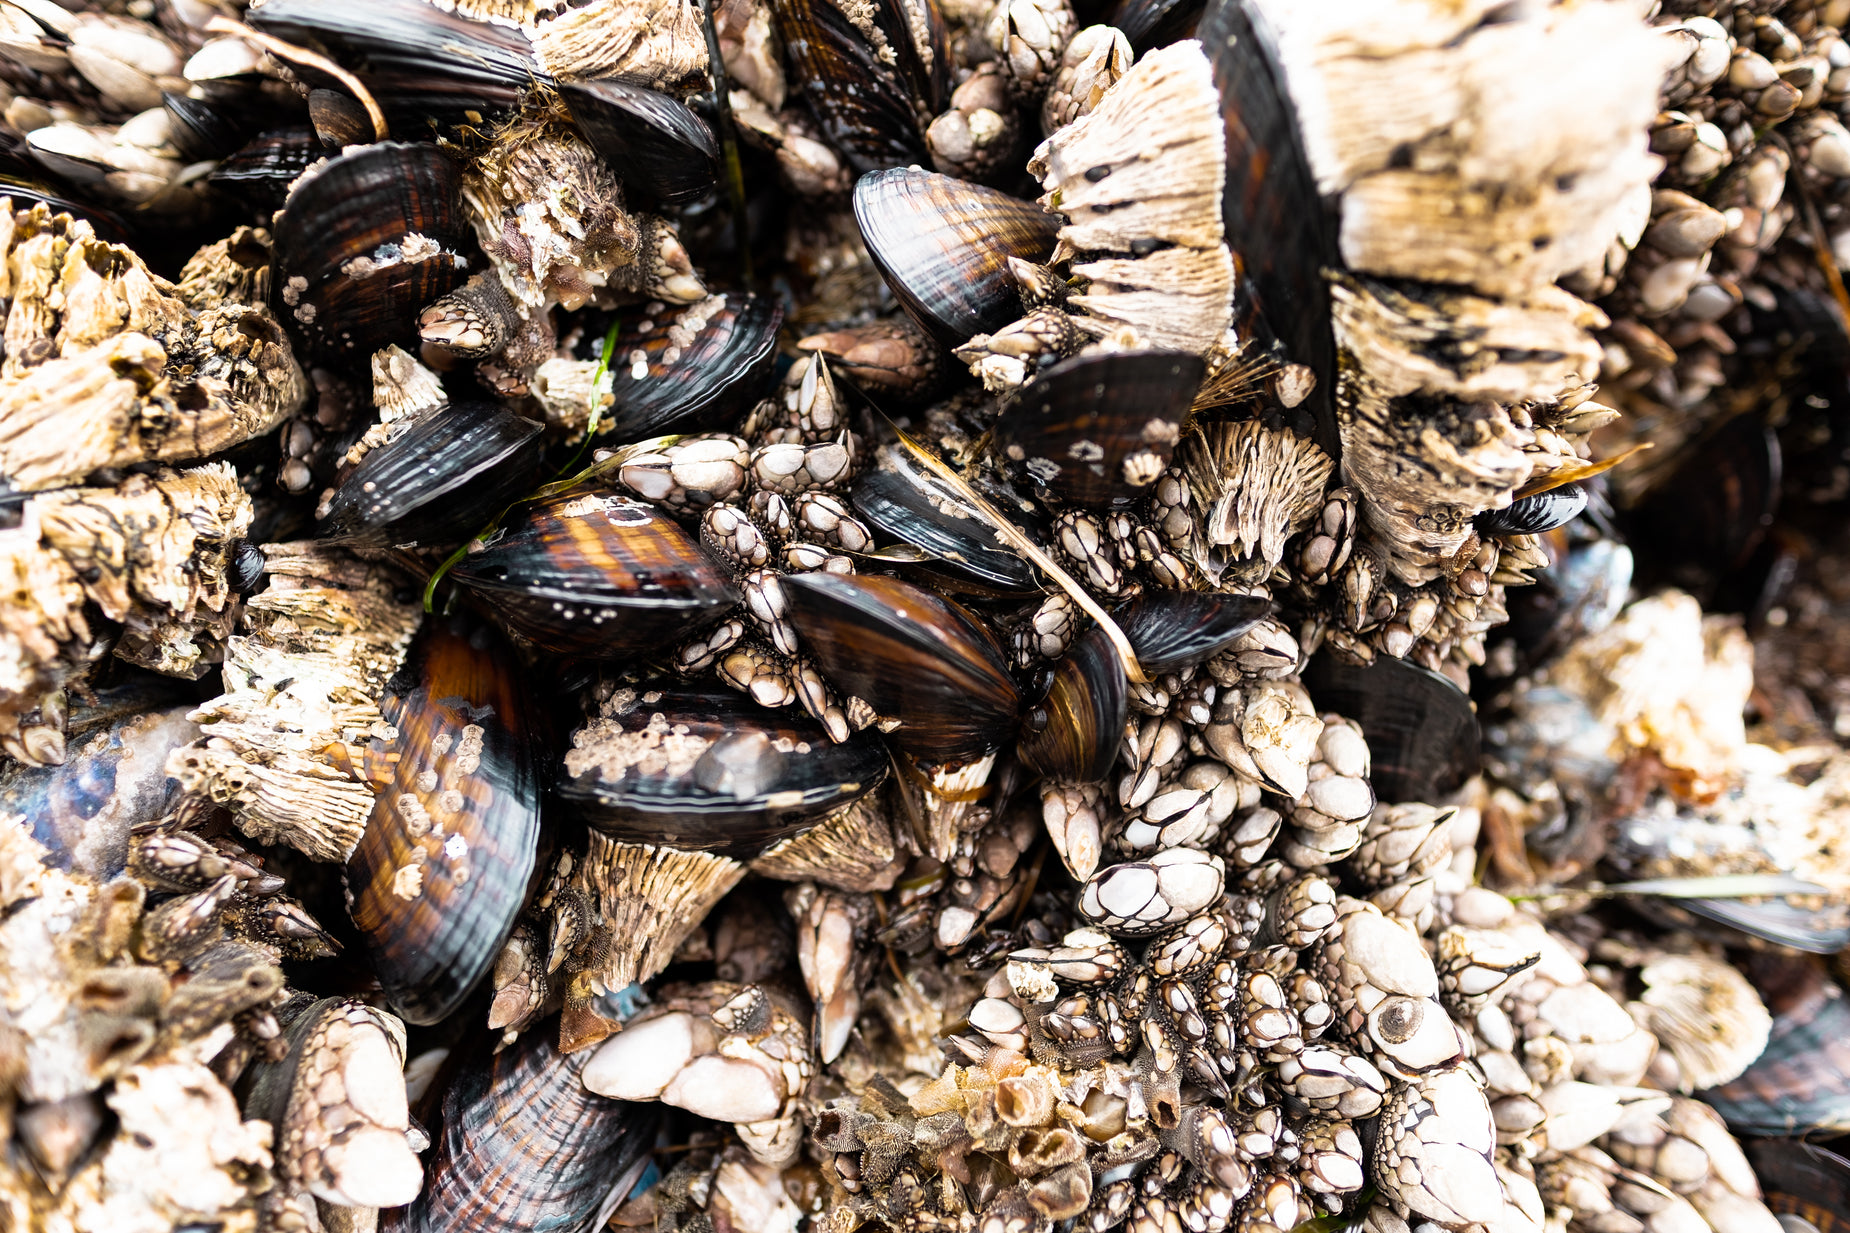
left=166, top=544, right=424, bottom=864
left=0, top=203, right=305, bottom=494
left=1028, top=39, right=1232, bottom=354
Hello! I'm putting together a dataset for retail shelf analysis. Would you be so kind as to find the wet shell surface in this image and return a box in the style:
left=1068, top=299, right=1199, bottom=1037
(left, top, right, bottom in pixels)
left=346, top=615, right=544, bottom=1026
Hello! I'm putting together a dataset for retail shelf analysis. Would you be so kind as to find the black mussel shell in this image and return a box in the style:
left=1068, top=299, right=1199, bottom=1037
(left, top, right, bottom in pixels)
left=347, top=615, right=545, bottom=1026
left=851, top=450, right=1042, bottom=594
left=228, top=540, right=268, bottom=595
left=387, top=1019, right=657, bottom=1233
left=208, top=128, right=321, bottom=212
left=1109, top=0, right=1203, bottom=52
left=247, top=0, right=541, bottom=120
left=583, top=294, right=783, bottom=440
left=563, top=80, right=718, bottom=206
left=1199, top=0, right=1339, bottom=455
left=319, top=402, right=543, bottom=549
left=874, top=0, right=950, bottom=114
left=993, top=350, right=1203, bottom=506
left=1706, top=956, right=1850, bottom=1138
left=163, top=92, right=258, bottom=162
left=559, top=680, right=888, bottom=856
left=854, top=168, right=1060, bottom=348
left=1476, top=485, right=1588, bottom=537
left=773, top=0, right=929, bottom=173
left=1680, top=894, right=1850, bottom=955
left=780, top=572, right=1021, bottom=764
left=1745, top=1139, right=1850, bottom=1229
left=1019, top=625, right=1126, bottom=784
left=0, top=176, right=130, bottom=244
left=1116, top=590, right=1272, bottom=672
left=1302, top=653, right=1479, bottom=803
left=272, top=141, right=472, bottom=361
left=449, top=489, right=737, bottom=659
left=1627, top=415, right=1782, bottom=600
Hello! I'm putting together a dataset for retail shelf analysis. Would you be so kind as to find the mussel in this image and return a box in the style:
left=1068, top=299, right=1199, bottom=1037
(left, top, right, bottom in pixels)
left=271, top=141, right=472, bottom=361
left=589, top=294, right=783, bottom=440
left=780, top=572, right=1021, bottom=764
left=1198, top=0, right=1340, bottom=453
left=563, top=80, right=718, bottom=206
left=1116, top=589, right=1273, bottom=672
left=992, top=350, right=1202, bottom=506
left=1301, top=653, right=1481, bottom=804
left=850, top=444, right=1043, bottom=594
left=247, top=0, right=541, bottom=121
left=207, top=128, right=322, bottom=212
left=559, top=679, right=889, bottom=855
left=855, top=168, right=1060, bottom=347
left=386, top=1018, right=657, bottom=1233
left=1704, top=955, right=1850, bottom=1137
left=448, top=488, right=736, bottom=659
left=1477, top=485, right=1589, bottom=536
left=1019, top=625, right=1127, bottom=784
left=772, top=0, right=930, bottom=173
left=317, top=402, right=543, bottom=549
left=346, top=614, right=545, bottom=1025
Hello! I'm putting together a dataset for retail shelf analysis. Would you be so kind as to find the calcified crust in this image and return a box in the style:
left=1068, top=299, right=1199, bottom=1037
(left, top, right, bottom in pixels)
left=166, top=545, right=423, bottom=863
left=1029, top=41, right=1232, bottom=354
left=1336, top=378, right=1533, bottom=586
left=749, top=797, right=906, bottom=891
left=1329, top=274, right=1606, bottom=407
left=572, top=834, right=747, bottom=996
left=37, top=463, right=252, bottom=677
left=1182, top=422, right=1333, bottom=582
left=0, top=821, right=280, bottom=1231
left=0, top=203, right=304, bottom=493
left=532, top=0, right=707, bottom=88
left=0, top=503, right=92, bottom=766
left=1258, top=0, right=1675, bottom=298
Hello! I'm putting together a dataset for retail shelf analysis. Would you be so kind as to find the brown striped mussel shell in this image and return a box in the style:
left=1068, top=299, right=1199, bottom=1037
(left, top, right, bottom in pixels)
left=346, top=614, right=545, bottom=1026
left=449, top=487, right=737, bottom=659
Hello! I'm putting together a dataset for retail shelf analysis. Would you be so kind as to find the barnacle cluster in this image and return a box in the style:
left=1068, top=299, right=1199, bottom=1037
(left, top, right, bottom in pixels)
left=2, top=0, right=1850, bottom=1231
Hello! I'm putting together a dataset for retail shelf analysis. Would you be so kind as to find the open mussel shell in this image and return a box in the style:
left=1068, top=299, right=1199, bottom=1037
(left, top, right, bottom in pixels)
left=1705, top=956, right=1850, bottom=1137
left=386, top=1019, right=657, bottom=1233
left=780, top=572, right=1021, bottom=764
left=1198, top=0, right=1339, bottom=454
left=851, top=448, right=1042, bottom=594
left=589, top=294, right=782, bottom=440
left=993, top=350, right=1203, bottom=506
left=563, top=80, right=718, bottom=206
left=272, top=141, right=472, bottom=361
left=773, top=0, right=928, bottom=173
left=559, top=680, right=888, bottom=856
left=1301, top=653, right=1480, bottom=803
left=1116, top=590, right=1272, bottom=673
left=347, top=614, right=545, bottom=1026
left=855, top=168, right=1060, bottom=348
left=1744, top=1139, right=1850, bottom=1231
left=1628, top=415, right=1782, bottom=600
left=208, top=128, right=321, bottom=212
left=247, top=0, right=540, bottom=120
left=449, top=488, right=736, bottom=659
left=1019, top=625, right=1127, bottom=784
left=318, top=401, right=543, bottom=549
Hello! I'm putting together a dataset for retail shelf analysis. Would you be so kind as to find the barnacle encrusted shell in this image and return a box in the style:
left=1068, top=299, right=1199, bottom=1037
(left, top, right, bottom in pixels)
left=0, top=203, right=304, bottom=493
left=165, top=545, right=424, bottom=863
left=1028, top=40, right=1232, bottom=354
left=1258, top=0, right=1679, bottom=297
left=0, top=464, right=253, bottom=765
